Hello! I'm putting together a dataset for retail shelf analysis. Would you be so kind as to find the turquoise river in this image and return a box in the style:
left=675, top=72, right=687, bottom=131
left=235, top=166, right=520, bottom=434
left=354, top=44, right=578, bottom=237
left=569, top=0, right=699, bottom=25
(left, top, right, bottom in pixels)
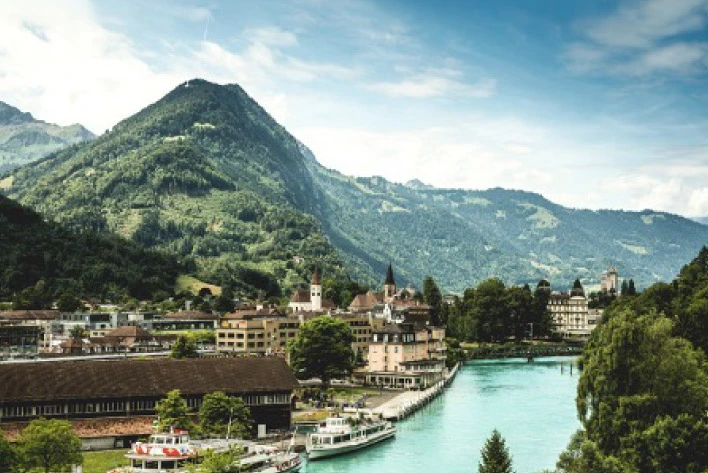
left=303, top=356, right=580, bottom=473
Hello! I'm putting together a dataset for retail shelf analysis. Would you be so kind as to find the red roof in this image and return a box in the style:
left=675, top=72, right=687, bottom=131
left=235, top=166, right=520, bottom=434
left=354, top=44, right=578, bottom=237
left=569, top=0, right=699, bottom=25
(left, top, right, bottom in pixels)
left=290, top=289, right=311, bottom=303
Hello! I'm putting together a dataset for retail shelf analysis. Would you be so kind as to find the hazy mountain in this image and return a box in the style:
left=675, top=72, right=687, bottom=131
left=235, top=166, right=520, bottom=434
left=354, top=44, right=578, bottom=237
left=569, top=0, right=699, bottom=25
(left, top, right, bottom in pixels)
left=4, top=79, right=708, bottom=294
left=692, top=217, right=708, bottom=226
left=0, top=101, right=94, bottom=173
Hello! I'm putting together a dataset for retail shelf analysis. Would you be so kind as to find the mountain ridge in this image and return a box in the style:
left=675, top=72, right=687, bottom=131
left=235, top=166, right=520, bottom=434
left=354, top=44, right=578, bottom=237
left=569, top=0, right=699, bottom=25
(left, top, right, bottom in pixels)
left=0, top=101, right=94, bottom=173
left=4, top=79, right=708, bottom=294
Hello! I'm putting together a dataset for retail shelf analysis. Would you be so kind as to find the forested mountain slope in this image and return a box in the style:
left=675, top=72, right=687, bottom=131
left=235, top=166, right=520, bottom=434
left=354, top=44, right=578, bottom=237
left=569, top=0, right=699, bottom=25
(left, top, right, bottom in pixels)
left=4, top=79, right=708, bottom=294
left=0, top=194, right=181, bottom=301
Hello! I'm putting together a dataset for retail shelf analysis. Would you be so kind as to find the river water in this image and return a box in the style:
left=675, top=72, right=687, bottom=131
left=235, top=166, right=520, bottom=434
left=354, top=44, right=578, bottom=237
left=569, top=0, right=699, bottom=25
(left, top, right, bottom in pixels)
left=303, top=356, right=580, bottom=473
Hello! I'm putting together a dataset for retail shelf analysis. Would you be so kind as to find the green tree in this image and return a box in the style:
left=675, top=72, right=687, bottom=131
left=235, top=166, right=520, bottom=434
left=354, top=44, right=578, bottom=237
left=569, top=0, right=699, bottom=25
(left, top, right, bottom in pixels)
left=170, top=334, right=199, bottom=359
left=199, top=392, right=251, bottom=438
left=18, top=418, right=82, bottom=473
left=57, top=293, right=82, bottom=313
left=507, top=285, right=533, bottom=341
left=479, top=430, right=514, bottom=473
left=0, top=427, right=22, bottom=473
left=155, top=390, right=194, bottom=432
left=189, top=446, right=243, bottom=473
left=288, top=316, right=354, bottom=386
left=69, top=325, right=87, bottom=339
left=464, top=278, right=509, bottom=342
left=577, top=312, right=708, bottom=456
left=423, top=276, right=443, bottom=326
left=626, top=279, right=637, bottom=296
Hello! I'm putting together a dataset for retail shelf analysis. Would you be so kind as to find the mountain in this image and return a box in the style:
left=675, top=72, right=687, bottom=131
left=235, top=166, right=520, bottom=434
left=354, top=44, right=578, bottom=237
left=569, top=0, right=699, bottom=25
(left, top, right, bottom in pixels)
left=692, top=217, right=708, bottom=226
left=0, top=101, right=94, bottom=173
left=0, top=194, right=182, bottom=301
left=2, top=80, right=345, bottom=298
left=4, top=79, right=708, bottom=294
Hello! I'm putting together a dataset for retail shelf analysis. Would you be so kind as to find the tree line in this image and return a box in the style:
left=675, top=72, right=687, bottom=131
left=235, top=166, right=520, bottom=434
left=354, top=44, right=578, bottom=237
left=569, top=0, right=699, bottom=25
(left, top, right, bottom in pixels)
left=548, top=247, right=708, bottom=472
left=445, top=279, right=554, bottom=342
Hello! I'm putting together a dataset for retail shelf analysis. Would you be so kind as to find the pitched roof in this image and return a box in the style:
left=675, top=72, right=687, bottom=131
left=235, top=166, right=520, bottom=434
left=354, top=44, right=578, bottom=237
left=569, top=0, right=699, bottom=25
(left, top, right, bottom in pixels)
left=290, top=289, right=311, bottom=303
left=348, top=290, right=382, bottom=310
left=0, top=310, right=60, bottom=321
left=105, top=326, right=152, bottom=339
left=164, top=311, right=217, bottom=320
left=222, top=308, right=284, bottom=320
left=0, top=357, right=299, bottom=403
left=311, top=266, right=321, bottom=285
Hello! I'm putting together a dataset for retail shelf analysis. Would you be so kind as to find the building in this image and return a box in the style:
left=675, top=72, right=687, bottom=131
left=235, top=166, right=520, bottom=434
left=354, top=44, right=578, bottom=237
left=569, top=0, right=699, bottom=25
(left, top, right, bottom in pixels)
left=216, top=310, right=383, bottom=361
left=136, top=311, right=219, bottom=332
left=348, top=265, right=431, bottom=324
left=0, top=310, right=60, bottom=351
left=547, top=280, right=593, bottom=338
left=600, top=267, right=620, bottom=294
left=288, top=267, right=335, bottom=313
left=0, top=322, right=41, bottom=359
left=0, top=357, right=299, bottom=432
left=361, top=323, right=447, bottom=389
left=60, top=326, right=174, bottom=355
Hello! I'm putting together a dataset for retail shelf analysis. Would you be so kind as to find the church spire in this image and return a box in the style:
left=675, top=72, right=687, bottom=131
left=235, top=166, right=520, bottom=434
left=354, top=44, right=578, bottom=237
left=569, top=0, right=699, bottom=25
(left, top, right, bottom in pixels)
left=385, top=263, right=395, bottom=286
left=311, top=264, right=321, bottom=286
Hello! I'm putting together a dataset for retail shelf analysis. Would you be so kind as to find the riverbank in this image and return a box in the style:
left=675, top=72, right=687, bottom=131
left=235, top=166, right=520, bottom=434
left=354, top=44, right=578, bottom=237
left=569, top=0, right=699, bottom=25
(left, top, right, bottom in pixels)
left=463, top=341, right=583, bottom=360
left=370, top=363, right=460, bottom=421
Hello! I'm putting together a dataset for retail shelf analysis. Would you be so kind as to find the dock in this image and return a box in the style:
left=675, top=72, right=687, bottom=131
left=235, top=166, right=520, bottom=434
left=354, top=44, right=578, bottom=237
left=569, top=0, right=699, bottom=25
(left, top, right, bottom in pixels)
left=370, top=363, right=460, bottom=421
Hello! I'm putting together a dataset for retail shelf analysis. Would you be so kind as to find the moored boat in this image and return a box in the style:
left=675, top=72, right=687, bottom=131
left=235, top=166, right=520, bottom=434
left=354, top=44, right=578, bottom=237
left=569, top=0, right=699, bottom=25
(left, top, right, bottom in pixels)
left=107, top=430, right=300, bottom=473
left=306, top=416, right=396, bottom=460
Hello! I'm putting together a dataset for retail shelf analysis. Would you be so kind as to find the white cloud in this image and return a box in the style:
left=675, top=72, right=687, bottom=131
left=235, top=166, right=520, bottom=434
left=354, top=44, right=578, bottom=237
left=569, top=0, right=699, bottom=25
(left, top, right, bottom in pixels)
left=0, top=1, right=356, bottom=132
left=369, top=75, right=496, bottom=99
left=584, top=0, right=708, bottom=48
left=565, top=0, right=708, bottom=77
left=368, top=66, right=496, bottom=99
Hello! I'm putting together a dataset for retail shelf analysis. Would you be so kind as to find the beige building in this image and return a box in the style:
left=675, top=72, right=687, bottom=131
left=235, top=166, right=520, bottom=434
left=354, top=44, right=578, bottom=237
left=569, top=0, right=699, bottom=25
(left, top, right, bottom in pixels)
left=360, top=323, right=446, bottom=389
left=216, top=309, right=383, bottom=361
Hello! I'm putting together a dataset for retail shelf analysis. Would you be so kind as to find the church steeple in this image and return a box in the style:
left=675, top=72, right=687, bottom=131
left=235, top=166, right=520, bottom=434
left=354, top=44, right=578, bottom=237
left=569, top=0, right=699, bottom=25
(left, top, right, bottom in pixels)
left=384, top=263, right=396, bottom=301
left=310, top=264, right=322, bottom=311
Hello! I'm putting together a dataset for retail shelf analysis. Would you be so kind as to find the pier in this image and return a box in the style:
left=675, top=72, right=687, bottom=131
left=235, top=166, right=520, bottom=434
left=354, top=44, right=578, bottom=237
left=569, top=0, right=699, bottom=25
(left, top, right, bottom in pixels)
left=371, top=363, right=460, bottom=421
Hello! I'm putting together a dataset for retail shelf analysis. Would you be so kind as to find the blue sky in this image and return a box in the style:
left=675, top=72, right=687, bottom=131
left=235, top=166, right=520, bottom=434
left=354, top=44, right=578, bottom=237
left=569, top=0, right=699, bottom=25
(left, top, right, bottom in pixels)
left=2, top=0, right=708, bottom=216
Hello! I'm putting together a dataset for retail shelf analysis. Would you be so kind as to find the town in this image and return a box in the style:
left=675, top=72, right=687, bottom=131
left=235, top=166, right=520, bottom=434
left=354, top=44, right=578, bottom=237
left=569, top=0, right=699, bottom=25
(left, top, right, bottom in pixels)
left=0, top=262, right=630, bottom=462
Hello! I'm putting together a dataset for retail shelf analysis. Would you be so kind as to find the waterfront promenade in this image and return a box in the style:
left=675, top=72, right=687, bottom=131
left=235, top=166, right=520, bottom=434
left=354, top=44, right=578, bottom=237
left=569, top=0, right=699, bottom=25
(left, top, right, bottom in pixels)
left=371, top=363, right=460, bottom=420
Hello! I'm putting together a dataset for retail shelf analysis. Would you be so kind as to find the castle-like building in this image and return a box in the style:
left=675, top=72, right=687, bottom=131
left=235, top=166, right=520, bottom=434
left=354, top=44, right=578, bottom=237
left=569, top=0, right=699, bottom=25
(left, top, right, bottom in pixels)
left=600, top=267, right=619, bottom=294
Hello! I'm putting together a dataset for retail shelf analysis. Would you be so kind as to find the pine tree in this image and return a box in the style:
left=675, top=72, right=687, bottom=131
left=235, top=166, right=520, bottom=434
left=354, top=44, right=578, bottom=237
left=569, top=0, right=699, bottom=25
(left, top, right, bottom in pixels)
left=479, top=430, right=514, bottom=473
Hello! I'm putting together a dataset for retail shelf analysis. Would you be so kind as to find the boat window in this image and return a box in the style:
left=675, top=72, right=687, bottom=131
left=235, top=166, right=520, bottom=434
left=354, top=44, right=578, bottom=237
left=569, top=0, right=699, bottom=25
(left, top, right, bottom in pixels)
left=145, top=461, right=159, bottom=470
left=162, top=460, right=176, bottom=469
left=131, top=459, right=142, bottom=468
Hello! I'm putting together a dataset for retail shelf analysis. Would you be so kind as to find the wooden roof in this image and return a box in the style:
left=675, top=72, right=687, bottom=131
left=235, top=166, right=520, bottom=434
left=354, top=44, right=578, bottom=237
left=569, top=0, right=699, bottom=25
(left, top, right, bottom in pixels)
left=0, top=357, right=299, bottom=403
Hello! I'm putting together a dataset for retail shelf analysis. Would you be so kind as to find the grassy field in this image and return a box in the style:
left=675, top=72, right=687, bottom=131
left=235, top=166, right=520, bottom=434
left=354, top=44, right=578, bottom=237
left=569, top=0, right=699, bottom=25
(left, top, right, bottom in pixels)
left=83, top=449, right=130, bottom=473
left=175, top=274, right=222, bottom=296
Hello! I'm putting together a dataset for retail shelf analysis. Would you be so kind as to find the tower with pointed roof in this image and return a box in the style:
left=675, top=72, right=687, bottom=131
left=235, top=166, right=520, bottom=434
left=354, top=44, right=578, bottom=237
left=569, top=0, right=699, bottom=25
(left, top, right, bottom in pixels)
left=384, top=263, right=396, bottom=302
left=310, top=265, right=322, bottom=311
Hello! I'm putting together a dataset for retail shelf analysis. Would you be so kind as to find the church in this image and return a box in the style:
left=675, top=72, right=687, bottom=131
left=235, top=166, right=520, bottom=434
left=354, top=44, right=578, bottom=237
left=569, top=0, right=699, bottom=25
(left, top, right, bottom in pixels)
left=288, top=266, right=336, bottom=312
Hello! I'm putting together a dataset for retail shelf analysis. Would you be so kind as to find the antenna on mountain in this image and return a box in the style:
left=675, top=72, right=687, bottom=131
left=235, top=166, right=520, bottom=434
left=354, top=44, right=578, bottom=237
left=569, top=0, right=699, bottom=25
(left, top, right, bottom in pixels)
left=185, top=80, right=190, bottom=88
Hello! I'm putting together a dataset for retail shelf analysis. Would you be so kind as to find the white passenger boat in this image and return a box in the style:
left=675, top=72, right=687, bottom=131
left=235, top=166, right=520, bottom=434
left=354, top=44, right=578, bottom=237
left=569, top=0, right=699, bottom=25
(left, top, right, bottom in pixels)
left=108, top=430, right=301, bottom=473
left=305, top=416, right=396, bottom=460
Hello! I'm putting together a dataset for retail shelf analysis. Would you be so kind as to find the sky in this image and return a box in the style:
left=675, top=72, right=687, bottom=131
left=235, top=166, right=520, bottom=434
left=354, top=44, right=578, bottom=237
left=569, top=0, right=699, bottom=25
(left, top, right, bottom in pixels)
left=1, top=0, right=708, bottom=216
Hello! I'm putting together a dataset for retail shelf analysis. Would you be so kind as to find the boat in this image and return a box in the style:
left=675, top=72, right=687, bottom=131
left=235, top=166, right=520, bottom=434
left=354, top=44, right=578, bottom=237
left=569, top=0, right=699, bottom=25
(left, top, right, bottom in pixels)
left=108, top=430, right=301, bottom=473
left=305, top=416, right=396, bottom=460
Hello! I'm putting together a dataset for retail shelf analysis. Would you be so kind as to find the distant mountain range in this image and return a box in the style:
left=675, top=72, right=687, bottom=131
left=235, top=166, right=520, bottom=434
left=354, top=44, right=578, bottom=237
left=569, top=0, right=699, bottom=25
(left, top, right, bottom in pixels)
left=0, top=101, right=94, bottom=173
left=3, top=79, right=708, bottom=294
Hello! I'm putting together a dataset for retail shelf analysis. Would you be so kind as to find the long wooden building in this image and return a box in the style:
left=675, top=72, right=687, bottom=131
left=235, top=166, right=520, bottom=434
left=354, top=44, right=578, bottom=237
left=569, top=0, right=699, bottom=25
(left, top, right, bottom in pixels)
left=0, top=357, right=299, bottom=432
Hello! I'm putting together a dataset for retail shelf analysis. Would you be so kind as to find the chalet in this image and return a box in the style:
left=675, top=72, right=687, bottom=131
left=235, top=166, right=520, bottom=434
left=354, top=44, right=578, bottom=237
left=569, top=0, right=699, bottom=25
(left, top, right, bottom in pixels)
left=0, top=357, right=299, bottom=432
